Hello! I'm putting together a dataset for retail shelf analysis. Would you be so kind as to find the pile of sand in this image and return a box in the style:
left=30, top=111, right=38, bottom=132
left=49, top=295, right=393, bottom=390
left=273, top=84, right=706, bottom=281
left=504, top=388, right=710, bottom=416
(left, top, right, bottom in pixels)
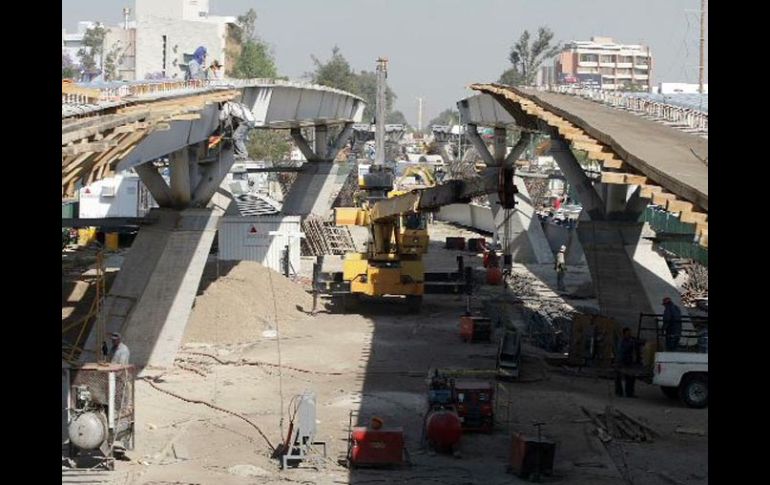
left=184, top=261, right=313, bottom=344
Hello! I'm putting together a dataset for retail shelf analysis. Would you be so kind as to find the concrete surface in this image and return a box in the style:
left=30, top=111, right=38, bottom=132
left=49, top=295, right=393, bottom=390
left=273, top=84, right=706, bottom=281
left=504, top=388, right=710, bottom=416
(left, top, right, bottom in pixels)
left=519, top=88, right=708, bottom=211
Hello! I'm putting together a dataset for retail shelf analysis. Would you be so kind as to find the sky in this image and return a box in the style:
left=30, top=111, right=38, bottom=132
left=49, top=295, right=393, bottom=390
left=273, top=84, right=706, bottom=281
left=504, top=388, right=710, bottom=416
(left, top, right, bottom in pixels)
left=62, top=0, right=707, bottom=126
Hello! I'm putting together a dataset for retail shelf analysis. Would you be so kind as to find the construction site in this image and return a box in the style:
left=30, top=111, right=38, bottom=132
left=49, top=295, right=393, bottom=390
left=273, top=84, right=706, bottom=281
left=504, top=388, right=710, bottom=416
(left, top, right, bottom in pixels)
left=62, top=7, right=708, bottom=483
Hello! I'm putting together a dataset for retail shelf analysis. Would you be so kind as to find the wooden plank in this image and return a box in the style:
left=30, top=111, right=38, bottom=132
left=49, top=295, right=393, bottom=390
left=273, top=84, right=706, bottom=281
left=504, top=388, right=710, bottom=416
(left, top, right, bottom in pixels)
left=585, top=149, right=618, bottom=162
left=639, top=185, right=663, bottom=199
left=168, top=113, right=202, bottom=121
left=600, top=172, right=626, bottom=184
left=651, top=192, right=677, bottom=206
left=62, top=140, right=119, bottom=156
left=624, top=174, right=648, bottom=185
left=666, top=199, right=694, bottom=213
left=679, top=211, right=708, bottom=224
left=602, top=157, right=625, bottom=169
left=572, top=140, right=606, bottom=152
left=699, top=229, right=708, bottom=248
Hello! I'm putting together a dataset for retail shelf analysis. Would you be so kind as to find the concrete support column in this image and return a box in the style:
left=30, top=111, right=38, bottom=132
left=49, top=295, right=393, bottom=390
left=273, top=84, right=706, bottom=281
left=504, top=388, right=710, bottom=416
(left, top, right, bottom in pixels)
left=192, top=146, right=236, bottom=207
left=169, top=148, right=192, bottom=208
left=465, top=124, right=497, bottom=167
left=314, top=125, right=328, bottom=160
left=135, top=162, right=173, bottom=208
left=549, top=138, right=605, bottom=220
left=493, top=126, right=507, bottom=163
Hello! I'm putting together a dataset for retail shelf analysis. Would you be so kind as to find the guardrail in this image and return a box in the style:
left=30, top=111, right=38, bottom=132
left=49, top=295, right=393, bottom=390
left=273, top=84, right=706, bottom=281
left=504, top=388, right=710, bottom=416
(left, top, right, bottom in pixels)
left=543, top=85, right=708, bottom=133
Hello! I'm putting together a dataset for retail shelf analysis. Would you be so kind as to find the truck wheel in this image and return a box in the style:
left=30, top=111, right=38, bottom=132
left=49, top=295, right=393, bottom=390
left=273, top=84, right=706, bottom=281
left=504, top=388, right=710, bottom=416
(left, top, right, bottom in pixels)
left=661, top=386, right=679, bottom=399
left=679, top=375, right=708, bottom=408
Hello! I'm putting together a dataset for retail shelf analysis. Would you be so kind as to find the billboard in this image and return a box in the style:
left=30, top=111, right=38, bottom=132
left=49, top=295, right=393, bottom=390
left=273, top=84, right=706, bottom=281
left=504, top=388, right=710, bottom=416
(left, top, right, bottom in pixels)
left=576, top=74, right=602, bottom=89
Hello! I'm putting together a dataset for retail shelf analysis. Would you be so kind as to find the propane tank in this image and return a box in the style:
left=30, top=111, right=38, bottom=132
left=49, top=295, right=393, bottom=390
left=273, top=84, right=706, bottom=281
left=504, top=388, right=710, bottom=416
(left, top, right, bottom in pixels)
left=69, top=411, right=108, bottom=450
left=425, top=409, right=462, bottom=453
left=486, top=266, right=502, bottom=285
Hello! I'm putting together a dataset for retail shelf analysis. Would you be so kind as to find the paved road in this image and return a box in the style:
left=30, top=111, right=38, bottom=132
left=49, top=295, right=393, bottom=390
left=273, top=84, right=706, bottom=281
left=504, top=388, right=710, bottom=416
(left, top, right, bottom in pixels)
left=519, top=88, right=708, bottom=211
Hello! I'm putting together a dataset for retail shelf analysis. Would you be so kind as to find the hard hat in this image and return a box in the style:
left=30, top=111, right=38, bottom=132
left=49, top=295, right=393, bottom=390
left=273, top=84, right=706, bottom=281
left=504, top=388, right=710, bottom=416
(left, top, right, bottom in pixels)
left=370, top=416, right=384, bottom=430
left=559, top=245, right=566, bottom=252
left=110, top=332, right=121, bottom=340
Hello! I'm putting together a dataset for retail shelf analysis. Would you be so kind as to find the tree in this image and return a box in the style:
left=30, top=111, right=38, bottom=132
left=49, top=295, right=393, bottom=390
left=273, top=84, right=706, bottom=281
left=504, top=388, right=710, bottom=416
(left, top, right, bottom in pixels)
left=246, top=129, right=292, bottom=161
left=233, top=40, right=277, bottom=78
left=500, top=27, right=561, bottom=86
left=386, top=110, right=408, bottom=125
left=356, top=70, right=396, bottom=122
left=310, top=46, right=359, bottom=94
left=77, top=23, right=108, bottom=79
left=62, top=52, right=77, bottom=79
left=103, top=41, right=126, bottom=81
left=429, top=108, right=459, bottom=127
left=236, top=8, right=258, bottom=42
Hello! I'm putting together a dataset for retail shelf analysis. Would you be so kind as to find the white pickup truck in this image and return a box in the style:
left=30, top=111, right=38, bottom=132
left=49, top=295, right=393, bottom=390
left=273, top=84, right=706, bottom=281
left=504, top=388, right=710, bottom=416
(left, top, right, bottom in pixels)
left=652, top=352, right=708, bottom=408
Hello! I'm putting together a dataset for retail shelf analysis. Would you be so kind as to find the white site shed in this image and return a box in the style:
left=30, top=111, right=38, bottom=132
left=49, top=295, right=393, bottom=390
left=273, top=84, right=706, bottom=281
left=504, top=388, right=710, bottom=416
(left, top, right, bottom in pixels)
left=218, top=215, right=302, bottom=275
left=78, top=171, right=156, bottom=219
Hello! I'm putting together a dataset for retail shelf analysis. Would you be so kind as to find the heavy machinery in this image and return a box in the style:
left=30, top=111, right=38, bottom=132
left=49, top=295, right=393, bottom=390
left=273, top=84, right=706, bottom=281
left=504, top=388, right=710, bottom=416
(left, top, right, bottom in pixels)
left=63, top=363, right=136, bottom=469
left=345, top=411, right=409, bottom=468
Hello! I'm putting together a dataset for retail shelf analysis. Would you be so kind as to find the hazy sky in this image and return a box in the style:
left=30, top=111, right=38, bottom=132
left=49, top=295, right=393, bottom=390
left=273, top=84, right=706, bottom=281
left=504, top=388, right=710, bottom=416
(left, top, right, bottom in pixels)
left=63, top=0, right=707, bottom=125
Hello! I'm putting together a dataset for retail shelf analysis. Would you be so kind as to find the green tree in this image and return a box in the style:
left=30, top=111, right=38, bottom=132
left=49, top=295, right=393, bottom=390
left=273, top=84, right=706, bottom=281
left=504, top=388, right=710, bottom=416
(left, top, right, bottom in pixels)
left=236, top=8, right=258, bottom=42
left=103, top=41, right=126, bottom=81
left=500, top=27, right=561, bottom=86
left=77, top=23, right=108, bottom=78
left=429, top=108, right=459, bottom=127
left=246, top=129, right=292, bottom=161
left=386, top=110, right=408, bottom=125
left=310, top=46, right=359, bottom=94
left=233, top=40, right=278, bottom=78
left=230, top=8, right=278, bottom=79
left=62, top=52, right=77, bottom=79
left=355, top=70, right=397, bottom=122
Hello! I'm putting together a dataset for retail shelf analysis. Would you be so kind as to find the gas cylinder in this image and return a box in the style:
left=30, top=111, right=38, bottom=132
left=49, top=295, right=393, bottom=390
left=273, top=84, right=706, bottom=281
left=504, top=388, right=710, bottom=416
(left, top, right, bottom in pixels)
left=425, top=409, right=462, bottom=453
left=486, top=266, right=502, bottom=285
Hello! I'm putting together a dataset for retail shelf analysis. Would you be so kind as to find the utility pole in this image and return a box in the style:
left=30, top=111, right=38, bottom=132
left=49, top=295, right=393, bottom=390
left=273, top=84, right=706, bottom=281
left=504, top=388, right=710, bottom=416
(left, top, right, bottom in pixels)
left=699, top=0, right=707, bottom=94
left=417, top=97, right=423, bottom=133
left=374, top=57, right=388, bottom=166
left=123, top=7, right=131, bottom=30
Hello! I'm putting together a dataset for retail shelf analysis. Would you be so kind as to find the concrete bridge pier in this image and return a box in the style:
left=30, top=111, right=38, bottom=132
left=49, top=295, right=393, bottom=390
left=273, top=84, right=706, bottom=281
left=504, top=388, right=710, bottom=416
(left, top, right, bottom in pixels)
left=85, top=145, right=235, bottom=369
left=548, top=137, right=685, bottom=329
left=465, top=125, right=553, bottom=264
left=281, top=123, right=355, bottom=217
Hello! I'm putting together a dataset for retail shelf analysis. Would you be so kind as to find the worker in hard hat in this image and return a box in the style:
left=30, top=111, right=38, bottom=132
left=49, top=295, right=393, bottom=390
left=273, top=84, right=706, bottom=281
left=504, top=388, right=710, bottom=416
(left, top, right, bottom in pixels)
left=370, top=417, right=384, bottom=430
left=661, top=297, right=682, bottom=351
left=554, top=245, right=567, bottom=292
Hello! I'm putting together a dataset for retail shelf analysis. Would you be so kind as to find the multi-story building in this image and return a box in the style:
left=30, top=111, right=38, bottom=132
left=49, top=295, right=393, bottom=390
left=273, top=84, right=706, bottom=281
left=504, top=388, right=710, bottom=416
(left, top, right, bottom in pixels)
left=555, top=37, right=653, bottom=92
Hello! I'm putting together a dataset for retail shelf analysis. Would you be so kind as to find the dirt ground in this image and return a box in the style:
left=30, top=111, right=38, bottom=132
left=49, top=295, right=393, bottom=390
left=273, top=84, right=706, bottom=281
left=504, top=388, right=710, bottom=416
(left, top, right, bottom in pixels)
left=72, top=221, right=707, bottom=485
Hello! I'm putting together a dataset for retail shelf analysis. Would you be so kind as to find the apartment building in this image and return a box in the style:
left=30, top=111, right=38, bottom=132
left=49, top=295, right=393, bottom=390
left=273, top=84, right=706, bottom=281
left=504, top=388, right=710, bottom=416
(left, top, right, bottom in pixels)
left=555, top=36, right=653, bottom=91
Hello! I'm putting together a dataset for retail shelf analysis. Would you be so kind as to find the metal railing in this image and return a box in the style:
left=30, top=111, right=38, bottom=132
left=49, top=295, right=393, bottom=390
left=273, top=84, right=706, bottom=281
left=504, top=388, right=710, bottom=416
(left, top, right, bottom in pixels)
left=543, top=85, right=708, bottom=134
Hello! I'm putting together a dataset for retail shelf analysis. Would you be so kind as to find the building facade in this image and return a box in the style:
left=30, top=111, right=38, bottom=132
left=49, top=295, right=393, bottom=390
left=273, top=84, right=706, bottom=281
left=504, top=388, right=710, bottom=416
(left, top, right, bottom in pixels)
left=554, top=37, right=653, bottom=91
left=63, top=0, right=237, bottom=81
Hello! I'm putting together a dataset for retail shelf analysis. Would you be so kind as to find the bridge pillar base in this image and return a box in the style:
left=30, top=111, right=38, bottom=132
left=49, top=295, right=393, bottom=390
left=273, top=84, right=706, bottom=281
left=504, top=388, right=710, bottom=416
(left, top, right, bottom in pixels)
left=82, top=207, right=222, bottom=369
left=577, top=220, right=685, bottom=331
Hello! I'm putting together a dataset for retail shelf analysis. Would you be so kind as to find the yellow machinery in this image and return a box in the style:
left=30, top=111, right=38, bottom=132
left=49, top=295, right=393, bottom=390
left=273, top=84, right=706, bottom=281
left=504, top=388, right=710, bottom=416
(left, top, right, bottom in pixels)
left=335, top=192, right=430, bottom=311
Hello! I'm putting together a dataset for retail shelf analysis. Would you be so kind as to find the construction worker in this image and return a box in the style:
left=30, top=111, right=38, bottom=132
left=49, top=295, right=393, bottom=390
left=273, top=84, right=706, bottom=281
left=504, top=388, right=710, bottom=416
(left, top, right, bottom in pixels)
left=614, top=327, right=637, bottom=398
left=207, top=60, right=223, bottom=80
left=108, top=332, right=130, bottom=365
left=554, top=245, right=567, bottom=291
left=661, top=297, right=682, bottom=351
left=186, top=46, right=207, bottom=81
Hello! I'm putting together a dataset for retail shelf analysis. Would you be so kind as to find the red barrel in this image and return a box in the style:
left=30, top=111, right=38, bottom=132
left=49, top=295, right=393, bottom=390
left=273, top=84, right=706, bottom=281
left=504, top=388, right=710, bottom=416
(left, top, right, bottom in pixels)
left=486, top=266, right=503, bottom=285
left=426, top=410, right=462, bottom=452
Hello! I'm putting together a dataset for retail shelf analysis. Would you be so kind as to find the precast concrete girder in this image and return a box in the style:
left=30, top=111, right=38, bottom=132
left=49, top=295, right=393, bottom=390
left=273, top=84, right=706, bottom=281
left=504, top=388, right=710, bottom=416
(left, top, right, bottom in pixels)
left=115, top=104, right=220, bottom=173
